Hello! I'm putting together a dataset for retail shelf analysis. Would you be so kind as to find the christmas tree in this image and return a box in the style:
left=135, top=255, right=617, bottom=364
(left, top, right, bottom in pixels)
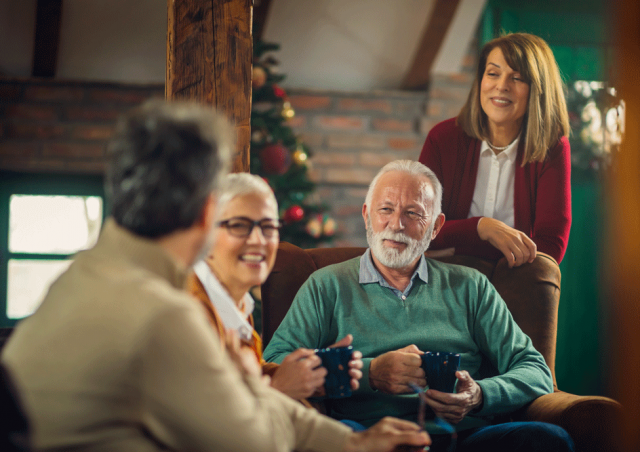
left=250, top=40, right=336, bottom=248
left=566, top=80, right=624, bottom=182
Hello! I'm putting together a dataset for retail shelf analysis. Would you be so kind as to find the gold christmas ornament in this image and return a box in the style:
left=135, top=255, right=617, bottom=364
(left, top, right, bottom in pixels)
left=305, top=217, right=322, bottom=238
left=293, top=149, right=308, bottom=165
left=323, top=217, right=337, bottom=236
left=252, top=66, right=267, bottom=89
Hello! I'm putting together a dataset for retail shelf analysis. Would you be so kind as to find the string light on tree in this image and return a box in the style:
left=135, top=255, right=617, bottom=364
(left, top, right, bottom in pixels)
left=281, top=101, right=295, bottom=119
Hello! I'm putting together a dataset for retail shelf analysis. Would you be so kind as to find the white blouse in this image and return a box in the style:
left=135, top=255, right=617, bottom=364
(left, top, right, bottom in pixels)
left=193, top=260, right=255, bottom=341
left=467, top=137, right=519, bottom=227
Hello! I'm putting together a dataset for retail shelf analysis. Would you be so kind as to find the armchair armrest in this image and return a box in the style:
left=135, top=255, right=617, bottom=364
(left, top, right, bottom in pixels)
left=517, top=391, right=622, bottom=452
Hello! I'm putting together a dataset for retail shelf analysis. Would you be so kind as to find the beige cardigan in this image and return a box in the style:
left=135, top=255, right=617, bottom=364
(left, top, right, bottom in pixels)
left=2, top=218, right=349, bottom=452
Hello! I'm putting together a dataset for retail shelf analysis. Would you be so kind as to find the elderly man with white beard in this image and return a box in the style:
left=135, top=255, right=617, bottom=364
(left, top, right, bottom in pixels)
left=263, top=160, right=575, bottom=452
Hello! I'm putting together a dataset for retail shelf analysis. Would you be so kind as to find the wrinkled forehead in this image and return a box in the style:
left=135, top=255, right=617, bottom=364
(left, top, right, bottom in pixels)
left=414, top=180, right=436, bottom=214
left=418, top=179, right=436, bottom=207
left=373, top=171, right=435, bottom=212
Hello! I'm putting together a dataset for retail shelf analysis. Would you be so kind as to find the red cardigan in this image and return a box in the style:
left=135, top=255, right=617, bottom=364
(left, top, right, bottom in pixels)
left=418, top=118, right=571, bottom=263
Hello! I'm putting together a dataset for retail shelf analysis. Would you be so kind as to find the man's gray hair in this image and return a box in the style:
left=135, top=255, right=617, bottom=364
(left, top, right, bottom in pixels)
left=364, top=160, right=442, bottom=216
left=106, top=99, right=234, bottom=238
left=218, top=172, right=279, bottom=217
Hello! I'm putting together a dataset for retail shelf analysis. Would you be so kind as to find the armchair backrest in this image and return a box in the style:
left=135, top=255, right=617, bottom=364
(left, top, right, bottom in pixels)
left=261, top=242, right=561, bottom=388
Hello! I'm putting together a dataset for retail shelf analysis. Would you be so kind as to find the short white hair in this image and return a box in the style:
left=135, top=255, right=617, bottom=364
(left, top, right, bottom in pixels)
left=217, top=172, right=278, bottom=217
left=364, top=160, right=442, bottom=217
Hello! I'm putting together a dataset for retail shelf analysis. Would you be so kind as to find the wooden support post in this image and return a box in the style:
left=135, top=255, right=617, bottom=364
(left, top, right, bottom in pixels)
left=166, top=0, right=252, bottom=172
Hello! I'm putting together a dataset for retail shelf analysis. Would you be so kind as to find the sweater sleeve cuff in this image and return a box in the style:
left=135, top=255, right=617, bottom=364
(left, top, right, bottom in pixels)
left=474, top=379, right=499, bottom=416
left=358, top=357, right=377, bottom=393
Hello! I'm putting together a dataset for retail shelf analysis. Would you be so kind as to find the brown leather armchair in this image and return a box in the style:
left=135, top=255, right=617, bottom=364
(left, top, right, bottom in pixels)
left=261, top=242, right=622, bottom=452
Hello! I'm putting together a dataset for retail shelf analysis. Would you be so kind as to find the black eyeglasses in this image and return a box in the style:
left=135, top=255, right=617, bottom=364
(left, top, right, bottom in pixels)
left=217, top=216, right=281, bottom=239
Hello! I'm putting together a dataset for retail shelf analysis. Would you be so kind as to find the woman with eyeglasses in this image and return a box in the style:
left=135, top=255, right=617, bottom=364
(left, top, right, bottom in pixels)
left=187, top=172, right=363, bottom=402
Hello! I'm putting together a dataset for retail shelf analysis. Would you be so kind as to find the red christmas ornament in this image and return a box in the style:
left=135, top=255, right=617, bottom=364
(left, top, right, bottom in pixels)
left=283, top=205, right=304, bottom=223
left=273, top=84, right=286, bottom=98
left=259, top=143, right=291, bottom=175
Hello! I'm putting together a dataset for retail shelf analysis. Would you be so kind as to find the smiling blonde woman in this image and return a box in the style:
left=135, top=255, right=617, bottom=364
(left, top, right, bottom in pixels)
left=419, top=32, right=571, bottom=267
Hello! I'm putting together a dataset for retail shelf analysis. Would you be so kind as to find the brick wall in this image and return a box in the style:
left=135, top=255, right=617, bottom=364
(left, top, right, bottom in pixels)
left=0, top=71, right=474, bottom=247
left=286, top=73, right=474, bottom=247
left=0, top=78, right=163, bottom=174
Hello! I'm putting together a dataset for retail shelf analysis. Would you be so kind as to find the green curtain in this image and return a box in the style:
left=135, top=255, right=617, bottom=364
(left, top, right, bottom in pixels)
left=556, top=180, right=605, bottom=395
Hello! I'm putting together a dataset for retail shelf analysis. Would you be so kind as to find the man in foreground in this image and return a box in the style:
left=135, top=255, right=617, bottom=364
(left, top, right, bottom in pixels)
left=264, top=159, right=574, bottom=451
left=2, top=102, right=429, bottom=452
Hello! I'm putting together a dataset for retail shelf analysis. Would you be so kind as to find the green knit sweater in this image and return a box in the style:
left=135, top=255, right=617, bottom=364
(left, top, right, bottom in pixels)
left=263, top=256, right=553, bottom=432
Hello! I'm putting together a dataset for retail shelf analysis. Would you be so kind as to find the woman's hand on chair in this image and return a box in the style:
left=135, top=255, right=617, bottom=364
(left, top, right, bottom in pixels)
left=477, top=217, right=537, bottom=267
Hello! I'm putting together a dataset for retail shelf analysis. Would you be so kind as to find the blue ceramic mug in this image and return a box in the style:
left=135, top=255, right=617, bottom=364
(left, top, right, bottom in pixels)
left=315, top=345, right=353, bottom=398
left=421, top=351, right=461, bottom=393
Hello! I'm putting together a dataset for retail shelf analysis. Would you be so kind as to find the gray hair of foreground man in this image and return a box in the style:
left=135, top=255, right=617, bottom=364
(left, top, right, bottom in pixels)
left=364, top=160, right=443, bottom=217
left=106, top=99, right=234, bottom=238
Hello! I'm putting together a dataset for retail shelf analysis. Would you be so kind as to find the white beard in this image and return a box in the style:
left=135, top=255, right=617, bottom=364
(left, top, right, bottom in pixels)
left=366, top=215, right=434, bottom=269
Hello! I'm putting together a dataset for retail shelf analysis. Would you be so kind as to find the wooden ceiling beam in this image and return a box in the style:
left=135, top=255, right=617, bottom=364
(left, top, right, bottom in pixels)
left=32, top=0, right=63, bottom=78
left=402, top=0, right=460, bottom=90
left=252, top=0, right=273, bottom=42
